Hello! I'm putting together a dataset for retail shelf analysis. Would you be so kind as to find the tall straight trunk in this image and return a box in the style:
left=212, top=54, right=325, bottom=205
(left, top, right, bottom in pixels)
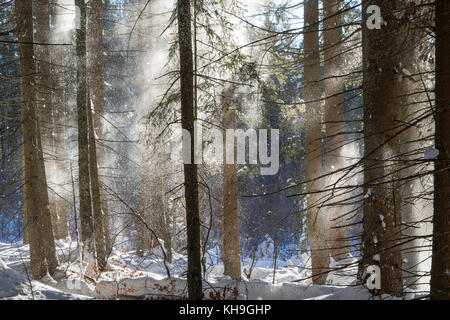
left=52, top=54, right=70, bottom=240
left=16, top=0, right=57, bottom=279
left=87, top=0, right=110, bottom=250
left=360, top=1, right=406, bottom=297
left=397, top=2, right=433, bottom=293
left=431, top=0, right=450, bottom=300
left=323, top=0, right=349, bottom=262
left=304, top=0, right=330, bottom=285
left=177, top=0, right=203, bottom=299
left=36, top=123, right=59, bottom=275
left=50, top=0, right=70, bottom=241
left=36, top=0, right=68, bottom=241
left=76, top=0, right=95, bottom=259
left=87, top=91, right=106, bottom=269
left=135, top=16, right=151, bottom=257
left=35, top=0, right=56, bottom=237
left=35, top=0, right=52, bottom=155
left=221, top=85, right=241, bottom=280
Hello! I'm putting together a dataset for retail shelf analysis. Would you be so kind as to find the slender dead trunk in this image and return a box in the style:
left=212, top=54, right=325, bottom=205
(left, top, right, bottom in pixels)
left=431, top=0, right=450, bottom=300
left=304, top=0, right=330, bottom=285
left=177, top=0, right=203, bottom=299
left=136, top=166, right=150, bottom=257
left=221, top=85, right=241, bottom=280
left=158, top=153, right=172, bottom=263
left=171, top=198, right=179, bottom=253
left=199, top=178, right=209, bottom=276
left=136, top=170, right=151, bottom=257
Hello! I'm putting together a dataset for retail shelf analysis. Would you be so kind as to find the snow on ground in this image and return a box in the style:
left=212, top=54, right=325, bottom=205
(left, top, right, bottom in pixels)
left=0, top=240, right=404, bottom=300
left=0, top=244, right=90, bottom=300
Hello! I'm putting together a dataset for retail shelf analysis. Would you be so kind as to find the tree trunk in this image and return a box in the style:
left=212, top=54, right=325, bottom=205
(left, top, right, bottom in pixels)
left=136, top=168, right=151, bottom=257
left=360, top=1, right=406, bottom=297
left=304, top=0, right=330, bottom=285
left=396, top=1, right=433, bottom=293
left=431, top=0, right=450, bottom=300
left=76, top=0, right=95, bottom=260
left=35, top=0, right=62, bottom=242
left=323, top=0, right=350, bottom=262
left=177, top=0, right=203, bottom=299
left=199, top=178, right=209, bottom=276
left=221, top=85, right=241, bottom=280
left=136, top=165, right=151, bottom=256
left=36, top=123, right=59, bottom=275
left=50, top=0, right=70, bottom=241
left=171, top=198, right=179, bottom=253
left=88, top=90, right=106, bottom=269
left=16, top=0, right=58, bottom=279
left=158, top=153, right=172, bottom=263
left=135, top=15, right=151, bottom=257
left=87, top=0, right=110, bottom=251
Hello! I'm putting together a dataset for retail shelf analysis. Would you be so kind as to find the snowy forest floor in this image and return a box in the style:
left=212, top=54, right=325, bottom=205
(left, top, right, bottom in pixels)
left=0, top=240, right=420, bottom=300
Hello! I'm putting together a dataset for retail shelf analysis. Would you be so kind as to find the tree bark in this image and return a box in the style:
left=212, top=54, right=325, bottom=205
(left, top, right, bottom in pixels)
left=135, top=15, right=151, bottom=257
left=177, top=0, right=203, bottom=299
left=323, top=0, right=350, bottom=262
left=396, top=1, right=433, bottom=293
left=76, top=0, right=95, bottom=260
left=36, top=0, right=69, bottom=242
left=36, top=122, right=59, bottom=275
left=87, top=0, right=110, bottom=251
left=50, top=0, right=71, bottom=241
left=304, top=0, right=330, bottom=285
left=221, top=85, right=241, bottom=280
left=35, top=0, right=61, bottom=241
left=431, top=0, right=450, bottom=300
left=88, top=91, right=106, bottom=269
left=136, top=165, right=151, bottom=256
left=16, top=0, right=58, bottom=279
left=360, top=1, right=406, bottom=297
